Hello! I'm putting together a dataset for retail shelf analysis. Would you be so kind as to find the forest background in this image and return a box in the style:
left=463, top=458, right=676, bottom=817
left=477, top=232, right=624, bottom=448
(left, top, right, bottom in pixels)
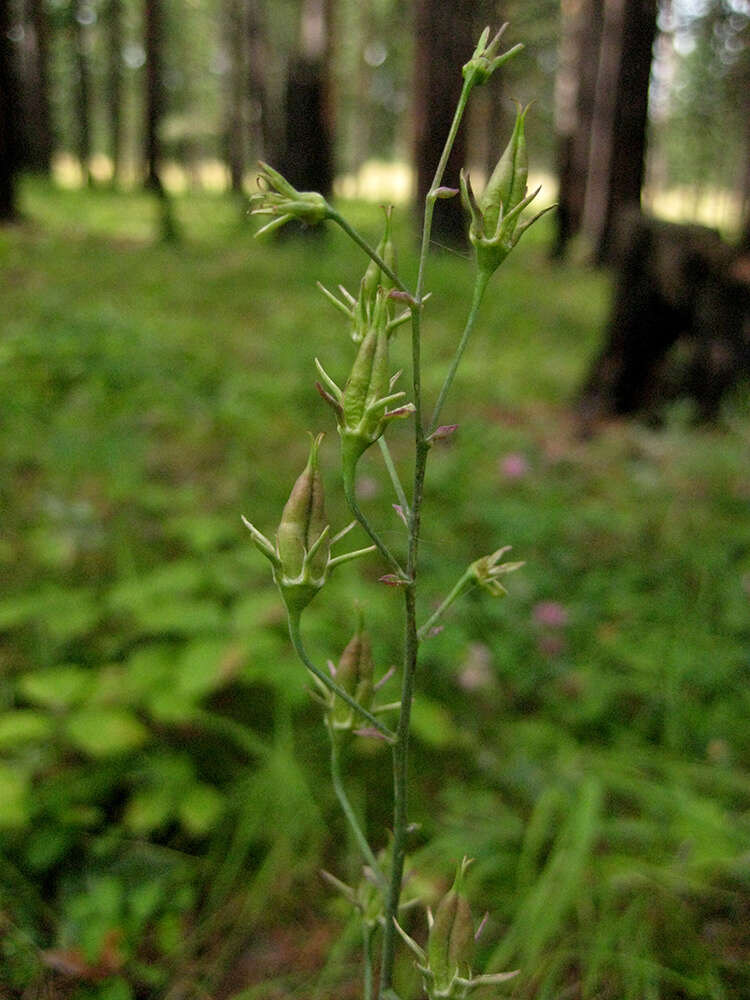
left=1, top=0, right=749, bottom=998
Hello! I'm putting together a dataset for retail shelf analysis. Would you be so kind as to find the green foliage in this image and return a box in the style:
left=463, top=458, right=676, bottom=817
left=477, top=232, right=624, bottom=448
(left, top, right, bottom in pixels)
left=1, top=179, right=749, bottom=997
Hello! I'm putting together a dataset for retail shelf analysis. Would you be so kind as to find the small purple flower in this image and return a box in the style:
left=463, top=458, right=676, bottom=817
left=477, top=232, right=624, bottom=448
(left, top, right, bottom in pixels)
left=499, top=452, right=529, bottom=480
left=532, top=601, right=568, bottom=628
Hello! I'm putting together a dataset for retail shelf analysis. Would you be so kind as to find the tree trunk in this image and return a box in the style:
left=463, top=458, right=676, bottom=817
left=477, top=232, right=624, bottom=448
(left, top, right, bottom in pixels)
left=223, top=0, right=248, bottom=193
left=552, top=0, right=603, bottom=257
left=279, top=0, right=334, bottom=201
left=577, top=211, right=750, bottom=423
left=144, top=0, right=164, bottom=193
left=246, top=0, right=274, bottom=163
left=72, top=0, right=93, bottom=185
left=144, top=0, right=177, bottom=239
left=21, top=0, right=53, bottom=172
left=0, top=0, right=19, bottom=220
left=582, top=0, right=657, bottom=263
left=412, top=0, right=474, bottom=246
left=107, top=0, right=124, bottom=183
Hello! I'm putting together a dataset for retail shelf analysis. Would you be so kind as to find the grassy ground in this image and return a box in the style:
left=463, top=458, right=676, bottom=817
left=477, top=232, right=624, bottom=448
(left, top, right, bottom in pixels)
left=1, top=178, right=749, bottom=999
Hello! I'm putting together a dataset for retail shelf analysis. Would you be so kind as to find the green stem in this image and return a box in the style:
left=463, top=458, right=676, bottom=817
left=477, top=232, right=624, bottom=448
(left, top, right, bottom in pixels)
left=378, top=437, right=410, bottom=516
left=328, top=209, right=410, bottom=296
left=415, top=81, right=472, bottom=300
left=417, top=568, right=474, bottom=641
left=287, top=615, right=395, bottom=741
left=343, top=465, right=406, bottom=578
left=363, top=923, right=374, bottom=1000
left=378, top=73, right=475, bottom=1000
left=428, top=269, right=489, bottom=436
left=329, top=731, right=387, bottom=892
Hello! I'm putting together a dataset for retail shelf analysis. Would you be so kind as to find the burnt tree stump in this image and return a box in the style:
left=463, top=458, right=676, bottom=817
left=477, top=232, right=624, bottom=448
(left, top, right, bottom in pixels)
left=578, top=210, right=750, bottom=424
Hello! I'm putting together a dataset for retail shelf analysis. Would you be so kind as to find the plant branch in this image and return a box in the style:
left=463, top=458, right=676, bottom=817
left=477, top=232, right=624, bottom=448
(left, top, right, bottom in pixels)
left=287, top=616, right=395, bottom=741
left=417, top=568, right=475, bottom=641
left=415, top=81, right=472, bottom=301
left=329, top=731, right=387, bottom=892
left=343, top=466, right=406, bottom=578
left=428, top=269, right=490, bottom=435
left=328, top=209, right=411, bottom=296
left=378, top=437, right=410, bottom=517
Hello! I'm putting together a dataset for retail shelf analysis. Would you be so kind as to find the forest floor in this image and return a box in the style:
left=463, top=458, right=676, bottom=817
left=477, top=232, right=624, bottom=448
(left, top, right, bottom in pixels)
left=1, top=179, right=749, bottom=999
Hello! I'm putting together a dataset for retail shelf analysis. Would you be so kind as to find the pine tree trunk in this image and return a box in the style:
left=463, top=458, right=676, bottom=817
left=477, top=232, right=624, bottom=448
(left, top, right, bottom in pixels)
left=72, top=0, right=93, bottom=184
left=582, top=0, right=657, bottom=263
left=22, top=0, right=53, bottom=172
left=0, top=0, right=19, bottom=220
left=144, top=0, right=164, bottom=193
left=224, top=0, right=247, bottom=193
left=412, top=0, right=474, bottom=246
left=553, top=0, right=603, bottom=257
left=280, top=0, right=334, bottom=201
left=107, top=0, right=124, bottom=183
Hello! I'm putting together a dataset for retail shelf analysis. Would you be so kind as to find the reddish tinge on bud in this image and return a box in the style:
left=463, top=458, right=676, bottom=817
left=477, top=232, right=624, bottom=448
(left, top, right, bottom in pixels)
left=277, top=432, right=329, bottom=580
left=427, top=858, right=475, bottom=989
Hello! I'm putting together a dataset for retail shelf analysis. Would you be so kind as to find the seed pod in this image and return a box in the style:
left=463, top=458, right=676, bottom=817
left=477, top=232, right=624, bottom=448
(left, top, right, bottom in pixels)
left=427, top=862, right=475, bottom=988
left=277, top=433, right=329, bottom=579
left=331, top=618, right=375, bottom=730
left=480, top=103, right=528, bottom=235
left=352, top=206, right=396, bottom=341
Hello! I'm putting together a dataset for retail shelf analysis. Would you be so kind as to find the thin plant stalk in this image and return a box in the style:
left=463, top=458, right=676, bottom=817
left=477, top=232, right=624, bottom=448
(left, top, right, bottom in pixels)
left=288, top=615, right=395, bottom=741
left=428, top=269, right=490, bottom=435
left=329, top=731, right=387, bottom=892
left=377, top=77, right=475, bottom=1000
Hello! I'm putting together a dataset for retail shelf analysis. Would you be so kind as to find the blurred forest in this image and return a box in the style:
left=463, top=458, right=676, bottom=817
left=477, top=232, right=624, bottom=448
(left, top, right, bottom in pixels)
left=1, top=0, right=749, bottom=239
left=1, top=1, right=750, bottom=999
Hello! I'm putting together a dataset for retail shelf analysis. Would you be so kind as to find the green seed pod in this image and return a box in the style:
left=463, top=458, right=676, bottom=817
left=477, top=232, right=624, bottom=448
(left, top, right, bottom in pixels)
left=277, top=433, right=329, bottom=580
left=427, top=862, right=475, bottom=989
left=353, top=206, right=396, bottom=341
left=480, top=103, right=528, bottom=235
left=330, top=617, right=375, bottom=730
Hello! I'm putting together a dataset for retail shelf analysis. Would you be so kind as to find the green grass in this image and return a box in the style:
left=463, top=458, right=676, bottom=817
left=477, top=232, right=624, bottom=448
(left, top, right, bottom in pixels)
left=1, top=177, right=749, bottom=998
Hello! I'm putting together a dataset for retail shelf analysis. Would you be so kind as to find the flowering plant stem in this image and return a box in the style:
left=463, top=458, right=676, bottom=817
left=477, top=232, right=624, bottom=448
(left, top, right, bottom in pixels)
left=247, top=25, right=547, bottom=999
left=329, top=732, right=387, bottom=891
left=288, top=614, right=395, bottom=741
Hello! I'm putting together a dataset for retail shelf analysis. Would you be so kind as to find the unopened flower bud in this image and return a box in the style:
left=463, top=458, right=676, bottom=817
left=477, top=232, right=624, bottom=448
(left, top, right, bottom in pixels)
left=250, top=162, right=330, bottom=237
left=427, top=859, right=475, bottom=990
left=480, top=102, right=528, bottom=235
left=316, top=288, right=415, bottom=479
left=242, top=435, right=375, bottom=618
left=460, top=103, right=554, bottom=278
left=353, top=206, right=397, bottom=342
left=329, top=616, right=375, bottom=731
left=277, top=432, right=329, bottom=581
left=469, top=546, right=525, bottom=598
left=462, top=25, right=523, bottom=90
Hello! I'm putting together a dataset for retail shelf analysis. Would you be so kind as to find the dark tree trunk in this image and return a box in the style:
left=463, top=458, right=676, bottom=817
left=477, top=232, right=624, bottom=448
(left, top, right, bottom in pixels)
left=412, top=0, right=474, bottom=246
left=107, top=0, right=124, bottom=183
left=279, top=0, right=334, bottom=201
left=578, top=211, right=750, bottom=423
left=22, top=0, right=53, bottom=172
left=582, top=0, right=657, bottom=263
left=0, top=0, right=19, bottom=220
left=224, top=0, right=247, bottom=193
left=552, top=0, right=603, bottom=257
left=72, top=0, right=93, bottom=184
left=144, top=0, right=165, bottom=193
left=144, top=0, right=177, bottom=239
left=247, top=0, right=274, bottom=163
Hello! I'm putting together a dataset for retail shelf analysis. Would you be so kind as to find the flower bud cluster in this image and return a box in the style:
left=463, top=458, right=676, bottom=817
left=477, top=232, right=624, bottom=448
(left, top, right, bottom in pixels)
left=242, top=434, right=373, bottom=616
